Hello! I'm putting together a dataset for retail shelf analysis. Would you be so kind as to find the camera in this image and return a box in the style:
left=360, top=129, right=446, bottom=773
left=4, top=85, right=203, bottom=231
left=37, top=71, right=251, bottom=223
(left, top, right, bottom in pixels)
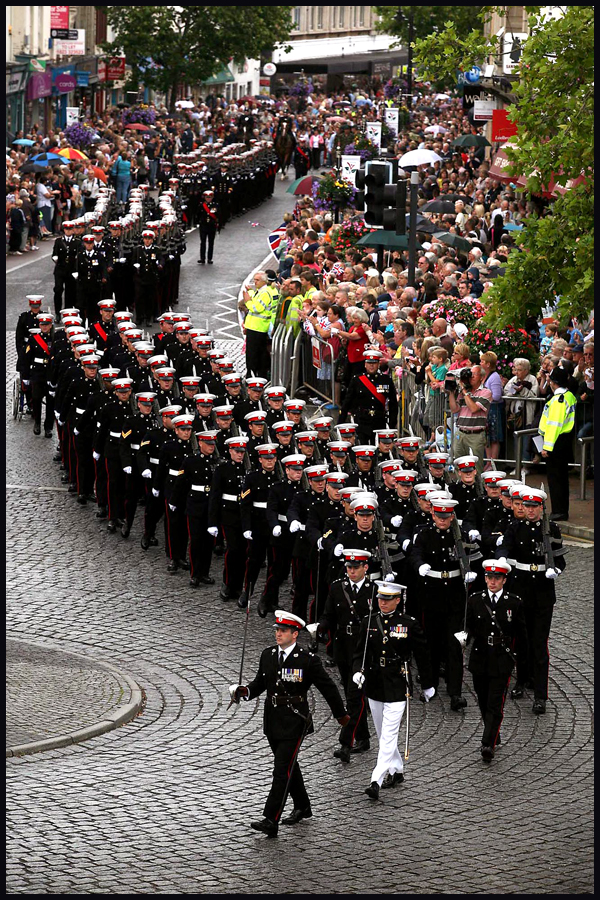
left=444, top=371, right=458, bottom=392
left=459, top=368, right=473, bottom=390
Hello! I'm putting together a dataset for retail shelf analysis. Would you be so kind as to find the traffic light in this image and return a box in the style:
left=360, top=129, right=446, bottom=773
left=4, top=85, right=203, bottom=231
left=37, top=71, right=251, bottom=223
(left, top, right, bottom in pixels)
left=354, top=169, right=366, bottom=212
left=364, top=162, right=393, bottom=227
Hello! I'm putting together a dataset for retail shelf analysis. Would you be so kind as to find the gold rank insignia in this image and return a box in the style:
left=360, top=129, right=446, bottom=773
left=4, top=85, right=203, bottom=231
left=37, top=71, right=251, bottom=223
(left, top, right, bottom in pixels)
left=240, top=489, right=251, bottom=499
left=122, top=430, right=132, bottom=438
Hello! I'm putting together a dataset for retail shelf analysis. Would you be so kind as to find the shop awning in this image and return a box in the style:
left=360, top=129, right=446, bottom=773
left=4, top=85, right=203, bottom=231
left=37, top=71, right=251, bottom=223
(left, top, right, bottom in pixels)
left=203, top=66, right=234, bottom=85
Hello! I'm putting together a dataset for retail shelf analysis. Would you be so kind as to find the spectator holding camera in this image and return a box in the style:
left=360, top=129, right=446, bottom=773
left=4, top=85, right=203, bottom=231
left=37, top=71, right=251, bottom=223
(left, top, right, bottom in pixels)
left=446, top=365, right=492, bottom=473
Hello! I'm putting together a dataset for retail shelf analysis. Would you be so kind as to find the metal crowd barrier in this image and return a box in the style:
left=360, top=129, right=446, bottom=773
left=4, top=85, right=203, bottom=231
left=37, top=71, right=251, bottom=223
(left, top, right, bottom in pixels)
left=579, top=435, right=594, bottom=500
left=298, top=331, right=339, bottom=409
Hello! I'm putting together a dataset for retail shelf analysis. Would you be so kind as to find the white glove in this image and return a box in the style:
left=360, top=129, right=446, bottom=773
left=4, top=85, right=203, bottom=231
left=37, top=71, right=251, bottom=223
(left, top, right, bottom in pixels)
left=352, top=672, right=365, bottom=689
left=52, top=255, right=58, bottom=261
left=119, top=257, right=127, bottom=264
left=168, top=503, right=176, bottom=512
left=422, top=687, right=436, bottom=702
left=93, top=451, right=100, bottom=461
left=133, top=263, right=141, bottom=269
left=497, top=556, right=508, bottom=567
left=334, top=543, right=344, bottom=557
left=391, top=515, right=403, bottom=528
left=73, top=428, right=79, bottom=436
left=402, top=539, right=411, bottom=551
left=141, top=468, right=152, bottom=479
left=306, top=623, right=319, bottom=636
left=454, top=630, right=468, bottom=649
left=72, top=272, right=79, bottom=279
left=58, top=419, right=64, bottom=426
left=243, top=530, right=253, bottom=540
left=545, top=567, right=559, bottom=579
left=152, top=488, right=160, bottom=497
left=468, top=530, right=481, bottom=541
left=207, top=526, right=219, bottom=537
left=289, top=520, right=301, bottom=533
left=55, top=410, right=61, bottom=420
left=465, top=571, right=477, bottom=584
left=384, top=573, right=395, bottom=582
left=496, top=535, right=504, bottom=546
left=272, top=525, right=282, bottom=537
left=317, top=537, right=324, bottom=550
left=123, top=466, right=132, bottom=475
left=419, top=564, right=431, bottom=577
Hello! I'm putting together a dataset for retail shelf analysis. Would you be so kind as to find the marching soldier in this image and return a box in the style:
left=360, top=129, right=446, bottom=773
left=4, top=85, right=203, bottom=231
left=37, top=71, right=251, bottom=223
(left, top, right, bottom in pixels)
left=262, top=453, right=306, bottom=617
left=208, top=435, right=250, bottom=602
left=131, top=229, right=164, bottom=326
left=449, top=454, right=482, bottom=524
left=139, top=404, right=182, bottom=551
left=347, top=445, right=378, bottom=492
left=155, top=412, right=196, bottom=573
left=272, top=420, right=296, bottom=460
left=229, top=611, right=349, bottom=837
left=423, top=451, right=453, bottom=487
left=66, top=353, right=102, bottom=503
left=120, top=390, right=158, bottom=538
left=396, top=435, right=427, bottom=479
left=90, top=299, right=117, bottom=353
left=20, top=312, right=55, bottom=437
left=239, top=443, right=281, bottom=609
left=339, top=349, right=398, bottom=442
left=74, top=233, right=109, bottom=325
left=500, top=486, right=566, bottom=714
left=481, top=479, right=519, bottom=558
left=93, top=376, right=134, bottom=533
left=197, top=189, right=219, bottom=265
left=309, top=548, right=376, bottom=762
left=463, top=471, right=506, bottom=545
left=352, top=582, right=435, bottom=800
left=51, top=221, right=79, bottom=317
left=456, top=558, right=528, bottom=762
left=234, top=376, right=268, bottom=426
left=288, top=463, right=329, bottom=621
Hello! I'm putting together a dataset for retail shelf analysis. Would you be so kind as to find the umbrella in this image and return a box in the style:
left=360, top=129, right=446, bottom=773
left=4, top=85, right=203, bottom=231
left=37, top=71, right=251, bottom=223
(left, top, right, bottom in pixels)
left=7, top=130, right=16, bottom=145
left=175, top=100, right=195, bottom=109
left=433, top=231, right=474, bottom=252
left=356, top=231, right=423, bottom=252
left=31, top=152, right=63, bottom=164
left=286, top=175, right=322, bottom=195
left=424, top=125, right=447, bottom=135
left=333, top=100, right=351, bottom=108
left=503, top=222, right=524, bottom=232
left=434, top=93, right=451, bottom=100
left=12, top=138, right=35, bottom=146
left=420, top=199, right=457, bottom=214
left=58, top=147, right=89, bottom=161
left=90, top=165, right=108, bottom=184
left=451, top=134, right=491, bottom=148
left=399, top=149, right=442, bottom=167
left=440, top=193, right=471, bottom=204
left=124, top=123, right=151, bottom=132
left=19, top=161, right=49, bottom=174
left=414, top=217, right=446, bottom=235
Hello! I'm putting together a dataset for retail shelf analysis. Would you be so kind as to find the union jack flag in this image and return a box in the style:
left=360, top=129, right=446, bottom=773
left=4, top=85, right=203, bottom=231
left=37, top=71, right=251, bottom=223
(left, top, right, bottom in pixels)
left=268, top=224, right=288, bottom=257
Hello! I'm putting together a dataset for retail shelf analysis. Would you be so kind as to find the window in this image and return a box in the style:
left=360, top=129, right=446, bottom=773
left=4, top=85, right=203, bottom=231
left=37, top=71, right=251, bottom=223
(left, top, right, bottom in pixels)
left=317, top=7, right=323, bottom=29
left=95, top=8, right=107, bottom=44
left=359, top=6, right=365, bottom=27
left=309, top=6, right=315, bottom=31
left=293, top=7, right=300, bottom=28
left=339, top=7, right=345, bottom=27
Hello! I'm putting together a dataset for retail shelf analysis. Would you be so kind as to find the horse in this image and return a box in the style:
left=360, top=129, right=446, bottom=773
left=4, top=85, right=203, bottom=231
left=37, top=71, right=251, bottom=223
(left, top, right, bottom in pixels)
left=273, top=118, right=296, bottom=180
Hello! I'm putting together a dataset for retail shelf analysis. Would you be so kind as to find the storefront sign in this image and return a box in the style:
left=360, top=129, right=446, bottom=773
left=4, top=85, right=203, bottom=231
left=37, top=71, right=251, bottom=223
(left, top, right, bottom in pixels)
left=384, top=108, right=399, bottom=135
left=54, top=29, right=85, bottom=56
left=263, top=63, right=276, bottom=77
left=65, top=107, right=80, bottom=126
left=29, top=59, right=47, bottom=73
left=6, top=69, right=27, bottom=95
left=365, top=122, right=382, bottom=149
left=98, top=56, right=126, bottom=82
left=50, top=6, right=70, bottom=29
left=491, top=108, right=518, bottom=143
left=473, top=99, right=497, bottom=121
left=27, top=71, right=53, bottom=100
left=503, top=33, right=528, bottom=74
left=76, top=71, right=90, bottom=87
left=341, top=155, right=361, bottom=186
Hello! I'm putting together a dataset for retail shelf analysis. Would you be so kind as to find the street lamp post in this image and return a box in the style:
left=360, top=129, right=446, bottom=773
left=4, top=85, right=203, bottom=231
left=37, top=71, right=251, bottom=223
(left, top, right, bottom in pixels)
left=334, top=148, right=342, bottom=224
left=407, top=170, right=419, bottom=287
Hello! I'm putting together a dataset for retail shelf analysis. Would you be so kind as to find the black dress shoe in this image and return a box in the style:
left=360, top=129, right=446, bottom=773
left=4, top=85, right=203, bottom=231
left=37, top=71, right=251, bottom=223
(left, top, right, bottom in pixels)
left=61, top=474, right=70, bottom=483
left=324, top=657, right=336, bottom=668
left=149, top=536, right=159, bottom=546
left=250, top=818, right=278, bottom=837
left=510, top=684, right=525, bottom=699
left=450, top=695, right=467, bottom=711
left=177, top=559, right=190, bottom=571
left=96, top=507, right=108, bottom=519
left=495, top=733, right=502, bottom=746
left=280, top=807, right=312, bottom=826
left=364, top=781, right=380, bottom=800
left=382, top=772, right=404, bottom=789
left=350, top=740, right=370, bottom=754
left=257, top=595, right=269, bottom=617
left=44, top=430, right=53, bottom=438
left=207, top=259, right=213, bottom=264
left=67, top=484, right=77, bottom=493
left=333, top=745, right=351, bottom=763
left=532, top=698, right=546, bottom=714
left=198, top=259, right=205, bottom=264
left=77, top=495, right=87, bottom=505
left=121, top=523, right=130, bottom=539
left=167, top=559, right=179, bottom=574
left=199, top=574, right=215, bottom=585
left=190, top=577, right=200, bottom=587
left=53, top=453, right=62, bottom=462
left=213, top=544, right=224, bottom=557
left=219, top=584, right=232, bottom=601
left=106, top=520, right=117, bottom=533
left=237, top=591, right=248, bottom=609
left=481, top=744, right=494, bottom=762
left=140, top=533, right=150, bottom=551
left=33, top=423, right=41, bottom=435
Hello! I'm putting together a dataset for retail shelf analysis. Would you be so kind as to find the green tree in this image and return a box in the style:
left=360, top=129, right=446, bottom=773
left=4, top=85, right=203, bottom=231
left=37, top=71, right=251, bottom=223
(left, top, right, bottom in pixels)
left=411, top=6, right=594, bottom=326
left=98, top=6, right=294, bottom=108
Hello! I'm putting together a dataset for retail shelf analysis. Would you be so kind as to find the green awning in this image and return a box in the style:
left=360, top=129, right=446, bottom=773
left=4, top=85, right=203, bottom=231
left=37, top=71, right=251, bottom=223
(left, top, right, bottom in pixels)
left=203, top=66, right=234, bottom=85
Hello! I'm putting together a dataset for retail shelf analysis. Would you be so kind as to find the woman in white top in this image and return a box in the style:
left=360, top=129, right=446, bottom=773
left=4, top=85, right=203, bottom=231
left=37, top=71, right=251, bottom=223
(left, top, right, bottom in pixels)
left=80, top=172, right=100, bottom=213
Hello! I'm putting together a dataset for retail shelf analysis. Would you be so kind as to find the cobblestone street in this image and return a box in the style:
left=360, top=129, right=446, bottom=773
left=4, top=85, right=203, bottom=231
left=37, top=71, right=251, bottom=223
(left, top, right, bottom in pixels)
left=5, top=180, right=594, bottom=894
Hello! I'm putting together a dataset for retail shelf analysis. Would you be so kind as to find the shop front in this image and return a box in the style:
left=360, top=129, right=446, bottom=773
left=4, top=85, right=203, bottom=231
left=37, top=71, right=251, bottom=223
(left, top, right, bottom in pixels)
left=6, top=65, right=28, bottom=135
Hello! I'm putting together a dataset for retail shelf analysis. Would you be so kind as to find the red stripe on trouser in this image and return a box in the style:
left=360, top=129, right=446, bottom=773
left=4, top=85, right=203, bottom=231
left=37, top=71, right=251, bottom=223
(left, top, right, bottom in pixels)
left=263, top=546, right=277, bottom=595
left=350, top=693, right=365, bottom=747
left=545, top=637, right=550, bottom=699
left=164, top=500, right=173, bottom=559
left=75, top=440, right=81, bottom=494
left=274, top=733, right=304, bottom=824
left=105, top=459, right=112, bottom=519
left=187, top=517, right=194, bottom=577
left=243, top=541, right=252, bottom=591
left=492, top=674, right=512, bottom=748
left=223, top=543, right=229, bottom=584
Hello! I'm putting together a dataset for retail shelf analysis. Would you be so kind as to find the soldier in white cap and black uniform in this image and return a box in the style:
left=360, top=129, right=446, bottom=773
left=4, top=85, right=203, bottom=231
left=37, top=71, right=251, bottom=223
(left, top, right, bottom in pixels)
left=352, top=582, right=435, bottom=800
left=455, top=558, right=528, bottom=761
left=339, top=349, right=398, bottom=443
left=208, top=435, right=249, bottom=602
left=261, top=454, right=306, bottom=617
left=139, top=404, right=182, bottom=550
left=197, top=189, right=219, bottom=265
left=239, top=443, right=281, bottom=609
left=154, top=412, right=196, bottom=573
left=132, top=229, right=164, bottom=326
left=229, top=611, right=349, bottom=837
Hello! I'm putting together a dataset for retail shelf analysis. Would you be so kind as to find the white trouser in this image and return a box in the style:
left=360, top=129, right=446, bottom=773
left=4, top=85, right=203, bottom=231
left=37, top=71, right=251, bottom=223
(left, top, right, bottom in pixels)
left=368, top=698, right=406, bottom=786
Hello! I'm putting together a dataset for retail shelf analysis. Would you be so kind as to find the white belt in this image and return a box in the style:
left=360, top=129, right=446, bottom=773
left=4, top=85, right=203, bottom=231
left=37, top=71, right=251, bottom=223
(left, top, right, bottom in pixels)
left=222, top=493, right=238, bottom=501
left=427, top=568, right=461, bottom=579
left=131, top=443, right=140, bottom=450
left=253, top=501, right=267, bottom=508
left=34, top=357, right=46, bottom=363
left=191, top=484, right=210, bottom=492
left=150, top=457, right=159, bottom=465
left=168, top=468, right=181, bottom=476
left=295, top=523, right=306, bottom=531
left=513, top=561, right=546, bottom=573
left=109, top=431, right=121, bottom=438
left=278, top=514, right=288, bottom=522
left=76, top=407, right=86, bottom=414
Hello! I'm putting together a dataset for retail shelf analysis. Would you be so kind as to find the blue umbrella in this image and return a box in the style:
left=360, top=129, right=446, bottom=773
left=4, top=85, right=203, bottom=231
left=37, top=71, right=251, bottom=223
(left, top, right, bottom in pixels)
left=503, top=222, right=523, bottom=232
left=31, top=152, right=63, bottom=162
left=12, top=138, right=35, bottom=146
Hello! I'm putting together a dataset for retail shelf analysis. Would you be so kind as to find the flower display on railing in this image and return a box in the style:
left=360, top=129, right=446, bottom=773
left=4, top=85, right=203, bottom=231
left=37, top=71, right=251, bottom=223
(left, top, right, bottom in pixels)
left=330, top=218, right=372, bottom=254
left=122, top=105, right=157, bottom=126
left=63, top=123, right=96, bottom=149
left=343, top=136, right=379, bottom=162
left=421, top=296, right=488, bottom=330
left=467, top=323, right=540, bottom=378
left=384, top=76, right=407, bottom=101
left=312, top=170, right=356, bottom=212
left=288, top=78, right=313, bottom=99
